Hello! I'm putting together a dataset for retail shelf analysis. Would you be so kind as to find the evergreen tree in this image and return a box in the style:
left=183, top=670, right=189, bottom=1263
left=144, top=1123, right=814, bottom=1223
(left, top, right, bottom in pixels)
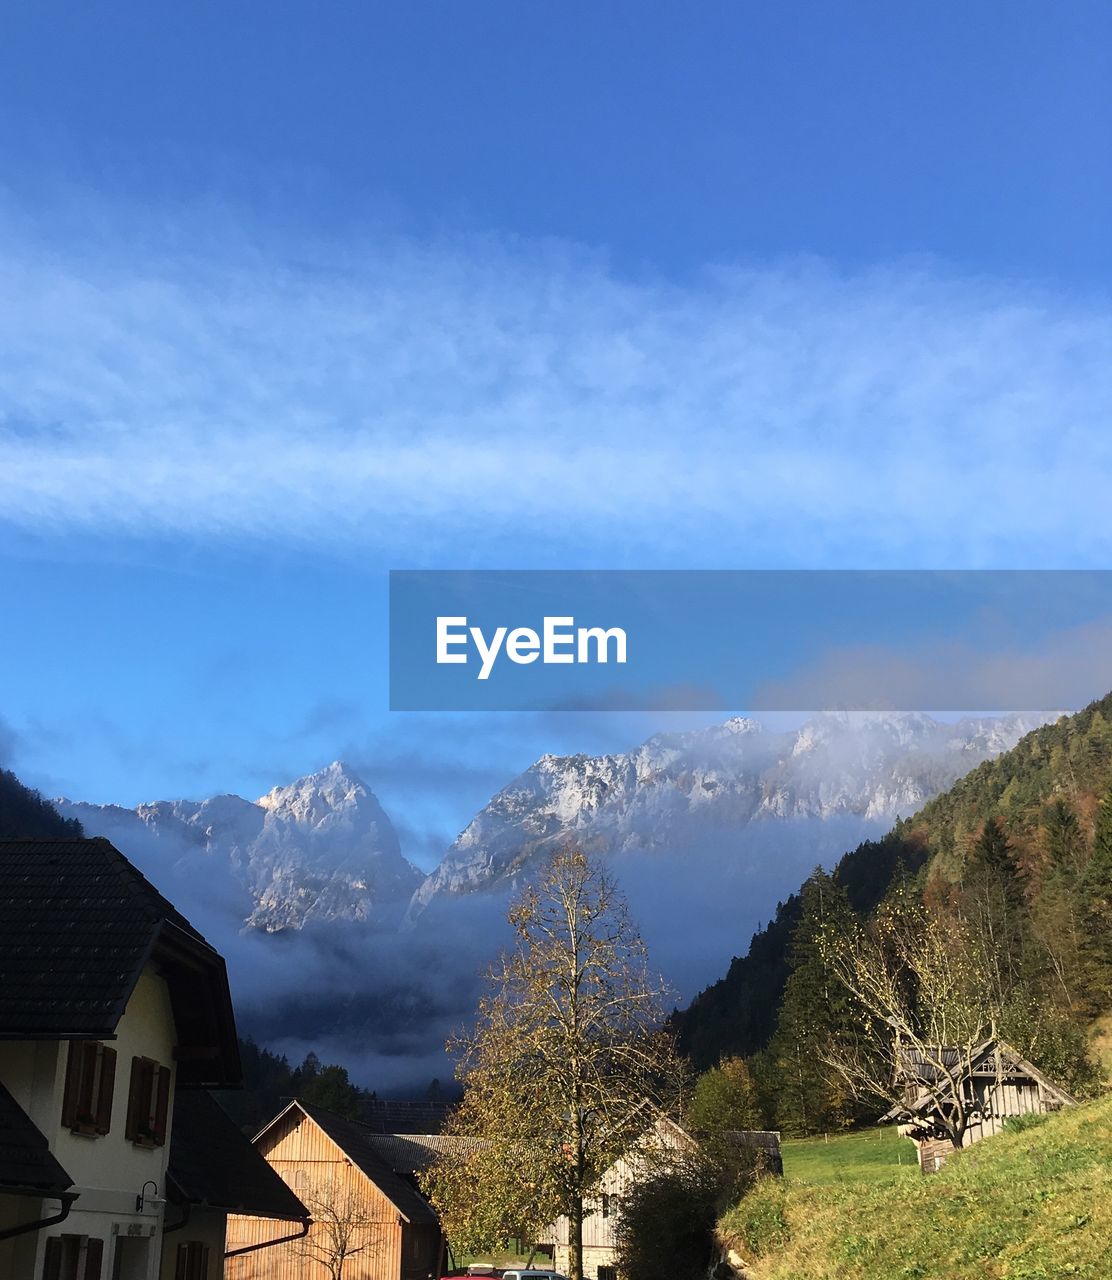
left=1079, top=790, right=1112, bottom=1010
left=961, top=817, right=1028, bottom=1007
left=1031, top=799, right=1087, bottom=1008
left=765, top=869, right=864, bottom=1135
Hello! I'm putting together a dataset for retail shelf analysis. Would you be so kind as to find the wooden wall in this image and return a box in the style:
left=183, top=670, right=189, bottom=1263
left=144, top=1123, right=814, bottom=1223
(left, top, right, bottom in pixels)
left=225, top=1112, right=405, bottom=1280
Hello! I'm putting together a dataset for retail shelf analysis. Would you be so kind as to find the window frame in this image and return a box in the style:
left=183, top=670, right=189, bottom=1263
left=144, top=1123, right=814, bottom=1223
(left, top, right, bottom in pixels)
left=125, top=1055, right=171, bottom=1147
left=61, top=1042, right=116, bottom=1137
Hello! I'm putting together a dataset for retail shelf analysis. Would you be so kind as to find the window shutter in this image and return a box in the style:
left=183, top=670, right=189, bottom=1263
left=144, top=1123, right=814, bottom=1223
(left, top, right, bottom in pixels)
left=174, top=1243, right=189, bottom=1280
left=83, top=1238, right=104, bottom=1280
left=125, top=1057, right=138, bottom=1141
left=94, top=1047, right=116, bottom=1135
left=153, top=1065, right=171, bottom=1146
left=41, top=1237, right=63, bottom=1280
left=61, top=1044, right=81, bottom=1129
left=126, top=1057, right=145, bottom=1142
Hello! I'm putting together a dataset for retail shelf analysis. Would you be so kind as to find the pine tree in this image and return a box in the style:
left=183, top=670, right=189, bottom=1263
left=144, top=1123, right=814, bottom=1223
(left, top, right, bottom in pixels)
left=1031, top=799, right=1087, bottom=1008
left=961, top=817, right=1028, bottom=1006
left=765, top=869, right=864, bottom=1135
left=1079, top=790, right=1112, bottom=1010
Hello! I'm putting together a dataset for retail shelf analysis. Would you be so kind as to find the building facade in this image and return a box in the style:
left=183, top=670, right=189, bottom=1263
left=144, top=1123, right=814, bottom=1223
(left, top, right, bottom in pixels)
left=0, top=837, right=306, bottom=1279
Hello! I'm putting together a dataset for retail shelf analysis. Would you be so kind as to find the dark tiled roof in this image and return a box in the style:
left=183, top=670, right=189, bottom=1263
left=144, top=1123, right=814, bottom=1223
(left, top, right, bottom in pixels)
left=0, top=1079, right=73, bottom=1196
left=360, top=1099, right=454, bottom=1134
left=168, top=1091, right=309, bottom=1221
left=274, top=1104, right=439, bottom=1226
left=0, top=839, right=241, bottom=1086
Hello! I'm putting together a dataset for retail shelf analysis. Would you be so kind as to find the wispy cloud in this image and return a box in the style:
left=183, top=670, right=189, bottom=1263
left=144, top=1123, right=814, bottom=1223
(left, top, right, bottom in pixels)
left=2, top=198, right=1110, bottom=566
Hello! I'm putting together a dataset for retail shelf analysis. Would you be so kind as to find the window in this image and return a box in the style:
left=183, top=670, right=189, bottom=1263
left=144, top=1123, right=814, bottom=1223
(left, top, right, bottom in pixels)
left=601, top=1192, right=611, bottom=1218
left=125, top=1056, right=171, bottom=1147
left=597, top=1268, right=617, bottom=1280
left=41, top=1235, right=103, bottom=1280
left=174, top=1242, right=210, bottom=1280
left=61, top=1042, right=116, bottom=1136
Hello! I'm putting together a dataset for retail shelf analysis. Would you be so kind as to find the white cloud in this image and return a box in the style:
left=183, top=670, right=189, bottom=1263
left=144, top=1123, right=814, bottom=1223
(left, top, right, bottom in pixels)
left=1, top=201, right=1110, bottom=566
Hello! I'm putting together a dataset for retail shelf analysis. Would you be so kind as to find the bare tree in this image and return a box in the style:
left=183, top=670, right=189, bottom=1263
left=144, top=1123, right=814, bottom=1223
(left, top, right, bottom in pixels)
left=289, top=1172, right=383, bottom=1280
left=423, top=849, right=686, bottom=1280
left=818, top=890, right=1001, bottom=1150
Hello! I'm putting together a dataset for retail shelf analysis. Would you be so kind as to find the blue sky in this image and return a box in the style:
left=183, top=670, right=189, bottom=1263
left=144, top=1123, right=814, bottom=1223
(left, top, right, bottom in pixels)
left=1, top=2, right=1110, bottom=860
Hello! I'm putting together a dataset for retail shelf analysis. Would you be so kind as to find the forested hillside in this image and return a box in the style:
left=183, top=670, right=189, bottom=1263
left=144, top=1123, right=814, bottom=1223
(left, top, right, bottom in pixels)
left=678, top=692, right=1112, bottom=1135
left=0, top=768, right=83, bottom=839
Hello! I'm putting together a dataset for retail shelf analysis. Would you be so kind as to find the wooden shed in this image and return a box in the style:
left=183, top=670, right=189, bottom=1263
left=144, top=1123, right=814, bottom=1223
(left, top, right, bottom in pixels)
left=881, top=1037, right=1076, bottom=1173
left=225, top=1102, right=443, bottom=1280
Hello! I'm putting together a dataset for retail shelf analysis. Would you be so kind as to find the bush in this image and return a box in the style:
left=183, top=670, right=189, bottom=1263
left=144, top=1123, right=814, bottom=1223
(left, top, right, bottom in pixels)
left=615, top=1162, right=719, bottom=1280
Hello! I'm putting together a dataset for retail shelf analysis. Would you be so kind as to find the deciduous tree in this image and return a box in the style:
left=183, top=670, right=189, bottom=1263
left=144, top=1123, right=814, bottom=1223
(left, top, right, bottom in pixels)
left=423, top=849, right=685, bottom=1280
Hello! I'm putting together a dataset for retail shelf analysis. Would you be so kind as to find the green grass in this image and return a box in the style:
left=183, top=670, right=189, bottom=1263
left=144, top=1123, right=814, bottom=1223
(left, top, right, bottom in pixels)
left=780, top=1124, right=912, bottom=1184
left=720, top=1092, right=1112, bottom=1279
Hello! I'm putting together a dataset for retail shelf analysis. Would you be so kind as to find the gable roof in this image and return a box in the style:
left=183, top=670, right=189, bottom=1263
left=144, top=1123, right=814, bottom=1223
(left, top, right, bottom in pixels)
left=256, top=1102, right=438, bottom=1226
left=0, top=839, right=241, bottom=1086
left=0, top=1079, right=74, bottom=1198
left=167, top=1091, right=310, bottom=1221
left=881, top=1038, right=1077, bottom=1123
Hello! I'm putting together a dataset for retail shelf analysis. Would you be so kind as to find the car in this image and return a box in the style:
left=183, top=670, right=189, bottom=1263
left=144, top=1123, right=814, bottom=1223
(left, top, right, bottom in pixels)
left=501, top=1270, right=569, bottom=1280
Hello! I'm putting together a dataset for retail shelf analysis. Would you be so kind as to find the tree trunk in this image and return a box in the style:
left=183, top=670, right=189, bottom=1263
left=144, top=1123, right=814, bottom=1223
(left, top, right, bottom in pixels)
left=568, top=1196, right=584, bottom=1280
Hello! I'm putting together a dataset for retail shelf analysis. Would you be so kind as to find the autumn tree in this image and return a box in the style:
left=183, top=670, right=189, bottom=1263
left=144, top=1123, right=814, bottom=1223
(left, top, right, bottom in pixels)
left=422, top=849, right=685, bottom=1280
left=819, top=888, right=1002, bottom=1151
left=686, top=1056, right=762, bottom=1135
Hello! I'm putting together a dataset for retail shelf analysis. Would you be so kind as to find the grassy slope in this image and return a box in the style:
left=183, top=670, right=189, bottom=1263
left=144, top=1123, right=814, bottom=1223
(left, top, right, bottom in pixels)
left=720, top=1094, right=1112, bottom=1280
left=780, top=1124, right=912, bottom=1184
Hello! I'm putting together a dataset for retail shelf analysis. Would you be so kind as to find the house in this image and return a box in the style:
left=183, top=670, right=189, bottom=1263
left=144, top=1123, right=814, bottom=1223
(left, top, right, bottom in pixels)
left=0, top=837, right=309, bottom=1279
left=881, top=1037, right=1077, bottom=1173
left=226, top=1102, right=444, bottom=1280
left=548, top=1118, right=783, bottom=1280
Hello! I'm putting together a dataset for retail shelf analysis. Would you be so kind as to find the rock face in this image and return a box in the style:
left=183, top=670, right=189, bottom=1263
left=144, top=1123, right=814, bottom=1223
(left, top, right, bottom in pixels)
left=57, top=712, right=1055, bottom=939
left=57, top=762, right=421, bottom=931
left=406, top=711, right=1054, bottom=918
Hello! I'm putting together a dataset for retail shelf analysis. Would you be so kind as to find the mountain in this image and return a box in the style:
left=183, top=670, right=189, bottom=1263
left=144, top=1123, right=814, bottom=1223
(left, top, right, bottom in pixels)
left=676, top=693, right=1112, bottom=1076
left=57, top=761, right=422, bottom=931
left=407, top=711, right=1055, bottom=920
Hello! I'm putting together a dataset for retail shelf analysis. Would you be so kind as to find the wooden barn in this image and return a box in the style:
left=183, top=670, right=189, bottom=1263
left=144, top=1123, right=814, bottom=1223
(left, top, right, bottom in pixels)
left=226, top=1102, right=443, bottom=1280
left=881, top=1037, right=1076, bottom=1173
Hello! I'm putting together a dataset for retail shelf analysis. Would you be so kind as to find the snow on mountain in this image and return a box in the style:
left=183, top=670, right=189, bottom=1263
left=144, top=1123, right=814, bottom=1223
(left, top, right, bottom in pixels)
left=57, top=762, right=421, bottom=932
left=406, top=711, right=1055, bottom=918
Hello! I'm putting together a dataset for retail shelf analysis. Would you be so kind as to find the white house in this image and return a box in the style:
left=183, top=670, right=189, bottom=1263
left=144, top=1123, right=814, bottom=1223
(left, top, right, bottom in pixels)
left=548, top=1118, right=782, bottom=1280
left=0, top=837, right=308, bottom=1280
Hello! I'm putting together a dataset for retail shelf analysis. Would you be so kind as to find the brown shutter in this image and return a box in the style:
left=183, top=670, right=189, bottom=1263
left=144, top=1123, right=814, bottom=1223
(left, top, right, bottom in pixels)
left=153, top=1064, right=171, bottom=1145
left=196, top=1244, right=211, bottom=1280
left=125, top=1057, right=142, bottom=1141
left=61, top=1043, right=82, bottom=1129
left=41, top=1237, right=63, bottom=1280
left=94, top=1047, right=116, bottom=1135
left=175, top=1243, right=189, bottom=1280
left=83, top=1238, right=104, bottom=1280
